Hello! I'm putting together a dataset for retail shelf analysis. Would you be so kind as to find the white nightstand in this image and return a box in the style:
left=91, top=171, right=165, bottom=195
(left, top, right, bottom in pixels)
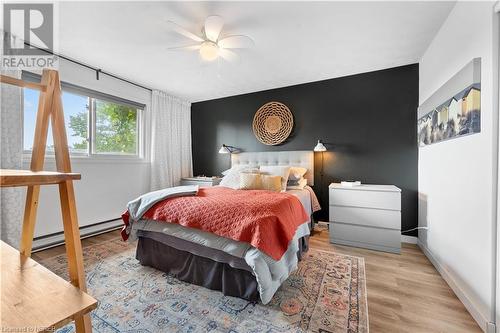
left=180, top=177, right=221, bottom=187
left=328, top=183, right=401, bottom=253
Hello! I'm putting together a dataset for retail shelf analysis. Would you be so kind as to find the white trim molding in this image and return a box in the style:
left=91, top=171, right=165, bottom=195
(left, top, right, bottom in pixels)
left=32, top=219, right=123, bottom=252
left=418, top=240, right=489, bottom=332
left=401, top=235, right=418, bottom=244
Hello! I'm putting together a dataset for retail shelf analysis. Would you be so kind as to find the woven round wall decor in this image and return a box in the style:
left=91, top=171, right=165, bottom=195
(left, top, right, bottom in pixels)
left=252, top=101, right=293, bottom=145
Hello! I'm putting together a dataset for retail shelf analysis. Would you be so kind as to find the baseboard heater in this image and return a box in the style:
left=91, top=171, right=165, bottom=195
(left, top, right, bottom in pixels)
left=32, top=218, right=123, bottom=252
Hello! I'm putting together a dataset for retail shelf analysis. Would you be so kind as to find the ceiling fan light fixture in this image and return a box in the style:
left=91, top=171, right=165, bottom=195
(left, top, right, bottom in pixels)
left=169, top=16, right=254, bottom=63
left=199, top=41, right=219, bottom=61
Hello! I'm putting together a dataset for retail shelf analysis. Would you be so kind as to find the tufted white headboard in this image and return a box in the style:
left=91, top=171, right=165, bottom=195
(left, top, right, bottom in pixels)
left=231, top=151, right=314, bottom=186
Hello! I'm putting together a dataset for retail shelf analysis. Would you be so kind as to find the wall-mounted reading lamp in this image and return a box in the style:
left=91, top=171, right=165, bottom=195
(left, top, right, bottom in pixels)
left=313, top=140, right=328, bottom=224
left=313, top=140, right=327, bottom=152
left=218, top=144, right=239, bottom=154
left=219, top=144, right=239, bottom=170
left=313, top=139, right=327, bottom=177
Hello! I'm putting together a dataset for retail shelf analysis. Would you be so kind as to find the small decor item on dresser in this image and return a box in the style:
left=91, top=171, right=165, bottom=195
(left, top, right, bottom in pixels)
left=180, top=176, right=221, bottom=187
left=253, top=101, right=294, bottom=145
left=340, top=180, right=361, bottom=187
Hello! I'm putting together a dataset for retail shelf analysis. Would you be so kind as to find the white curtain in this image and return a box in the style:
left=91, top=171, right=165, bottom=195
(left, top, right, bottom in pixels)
left=150, top=90, right=193, bottom=191
left=0, top=70, right=23, bottom=248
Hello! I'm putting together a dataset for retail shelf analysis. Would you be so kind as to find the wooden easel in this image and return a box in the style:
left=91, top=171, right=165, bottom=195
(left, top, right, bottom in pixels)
left=0, top=69, right=95, bottom=332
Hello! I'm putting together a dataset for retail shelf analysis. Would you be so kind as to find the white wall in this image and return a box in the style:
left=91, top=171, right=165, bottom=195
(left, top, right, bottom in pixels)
left=23, top=59, right=152, bottom=239
left=418, top=2, right=498, bottom=330
left=495, top=3, right=500, bottom=330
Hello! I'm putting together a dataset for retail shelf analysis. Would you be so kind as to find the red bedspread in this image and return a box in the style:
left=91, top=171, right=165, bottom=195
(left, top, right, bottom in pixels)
left=122, top=187, right=309, bottom=260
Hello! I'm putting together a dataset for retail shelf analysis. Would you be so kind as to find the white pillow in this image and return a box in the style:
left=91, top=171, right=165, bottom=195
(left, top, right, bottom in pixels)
left=287, top=178, right=307, bottom=190
left=221, top=169, right=231, bottom=176
left=288, top=166, right=308, bottom=181
left=259, top=165, right=291, bottom=191
left=219, top=165, right=259, bottom=189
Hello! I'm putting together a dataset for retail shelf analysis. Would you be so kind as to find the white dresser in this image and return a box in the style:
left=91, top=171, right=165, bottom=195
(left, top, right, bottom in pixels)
left=329, top=183, right=401, bottom=254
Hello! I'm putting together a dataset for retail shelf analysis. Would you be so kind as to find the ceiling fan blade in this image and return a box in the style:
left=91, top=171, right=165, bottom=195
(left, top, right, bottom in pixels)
left=168, top=44, right=202, bottom=51
left=219, top=49, right=239, bottom=62
left=218, top=35, right=254, bottom=49
left=204, top=15, right=224, bottom=42
left=167, top=20, right=204, bottom=42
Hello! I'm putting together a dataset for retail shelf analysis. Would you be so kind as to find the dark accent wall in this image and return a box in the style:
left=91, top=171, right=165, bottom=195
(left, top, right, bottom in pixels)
left=191, top=64, right=419, bottom=235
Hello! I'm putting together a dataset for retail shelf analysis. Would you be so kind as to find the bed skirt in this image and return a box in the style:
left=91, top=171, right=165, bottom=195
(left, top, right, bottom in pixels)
left=136, top=236, right=260, bottom=301
left=135, top=234, right=310, bottom=302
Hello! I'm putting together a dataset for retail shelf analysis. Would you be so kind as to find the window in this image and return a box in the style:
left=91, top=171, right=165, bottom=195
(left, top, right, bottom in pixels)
left=94, top=99, right=139, bottom=155
left=22, top=73, right=144, bottom=158
left=23, top=88, right=42, bottom=152
left=24, top=89, right=89, bottom=154
left=64, top=92, right=90, bottom=155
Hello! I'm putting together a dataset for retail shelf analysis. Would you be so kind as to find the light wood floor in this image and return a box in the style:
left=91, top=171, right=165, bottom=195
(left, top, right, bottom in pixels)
left=33, top=226, right=481, bottom=333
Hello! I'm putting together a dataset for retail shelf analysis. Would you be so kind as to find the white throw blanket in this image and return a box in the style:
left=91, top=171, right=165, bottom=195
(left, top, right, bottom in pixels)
left=125, top=185, right=198, bottom=226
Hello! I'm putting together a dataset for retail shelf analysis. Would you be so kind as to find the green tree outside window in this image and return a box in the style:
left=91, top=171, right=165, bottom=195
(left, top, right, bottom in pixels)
left=69, top=100, right=138, bottom=154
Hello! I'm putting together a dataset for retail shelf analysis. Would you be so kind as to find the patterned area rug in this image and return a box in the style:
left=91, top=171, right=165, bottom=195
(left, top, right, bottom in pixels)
left=41, top=238, right=368, bottom=333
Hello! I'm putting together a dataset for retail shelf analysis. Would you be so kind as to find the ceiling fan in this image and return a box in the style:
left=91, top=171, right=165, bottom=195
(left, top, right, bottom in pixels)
left=167, top=16, right=254, bottom=62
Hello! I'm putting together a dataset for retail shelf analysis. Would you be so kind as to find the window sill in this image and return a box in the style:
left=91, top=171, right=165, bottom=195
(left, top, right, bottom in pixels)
left=22, top=154, right=150, bottom=165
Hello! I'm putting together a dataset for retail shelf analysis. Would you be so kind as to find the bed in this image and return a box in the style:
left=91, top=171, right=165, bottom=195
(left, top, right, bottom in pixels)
left=121, top=151, right=319, bottom=304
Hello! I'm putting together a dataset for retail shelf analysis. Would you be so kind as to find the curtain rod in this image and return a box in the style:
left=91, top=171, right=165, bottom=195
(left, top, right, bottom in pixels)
left=23, top=41, right=154, bottom=92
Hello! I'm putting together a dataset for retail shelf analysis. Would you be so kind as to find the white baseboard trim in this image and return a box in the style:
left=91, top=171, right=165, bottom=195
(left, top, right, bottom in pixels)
left=401, top=235, right=418, bottom=244
left=32, top=219, right=123, bottom=252
left=417, top=240, right=489, bottom=332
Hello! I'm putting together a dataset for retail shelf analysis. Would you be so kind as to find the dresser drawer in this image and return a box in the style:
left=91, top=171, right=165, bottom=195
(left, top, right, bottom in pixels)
left=329, top=223, right=401, bottom=253
left=329, top=188, right=400, bottom=210
left=329, top=205, right=400, bottom=229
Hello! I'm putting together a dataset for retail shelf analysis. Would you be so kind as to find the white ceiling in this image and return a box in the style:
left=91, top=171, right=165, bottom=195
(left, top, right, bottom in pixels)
left=58, top=1, right=455, bottom=102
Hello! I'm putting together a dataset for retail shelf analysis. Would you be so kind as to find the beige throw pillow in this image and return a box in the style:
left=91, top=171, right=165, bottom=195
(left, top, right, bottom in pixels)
left=261, top=175, right=282, bottom=192
left=239, top=173, right=262, bottom=190
left=259, top=166, right=291, bottom=191
left=220, top=165, right=259, bottom=189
